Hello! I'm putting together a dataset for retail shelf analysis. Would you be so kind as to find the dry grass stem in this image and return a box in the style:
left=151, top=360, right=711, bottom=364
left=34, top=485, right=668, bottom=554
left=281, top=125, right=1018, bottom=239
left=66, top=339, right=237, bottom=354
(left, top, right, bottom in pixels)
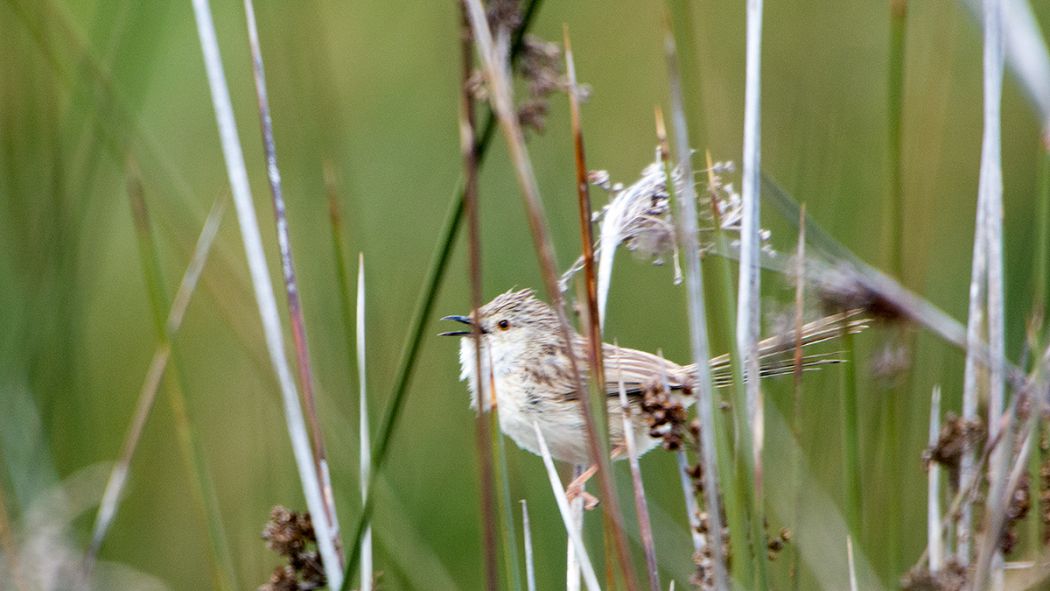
left=85, top=195, right=225, bottom=569
left=459, top=5, right=500, bottom=587
left=614, top=343, right=661, bottom=591
left=564, top=25, right=619, bottom=591
left=457, top=4, right=497, bottom=587
left=342, top=3, right=548, bottom=582
left=463, top=1, right=637, bottom=586
left=909, top=345, right=1050, bottom=575
left=189, top=1, right=342, bottom=586
left=242, top=0, right=343, bottom=567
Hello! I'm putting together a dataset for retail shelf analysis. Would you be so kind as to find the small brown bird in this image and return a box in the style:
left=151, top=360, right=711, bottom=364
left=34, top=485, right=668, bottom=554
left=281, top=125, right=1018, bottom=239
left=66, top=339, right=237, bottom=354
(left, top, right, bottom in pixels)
left=441, top=289, right=860, bottom=497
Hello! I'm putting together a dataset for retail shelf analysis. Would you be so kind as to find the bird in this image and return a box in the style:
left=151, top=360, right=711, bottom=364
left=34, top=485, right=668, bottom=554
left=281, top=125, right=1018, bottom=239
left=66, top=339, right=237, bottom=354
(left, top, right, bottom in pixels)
left=441, top=288, right=863, bottom=503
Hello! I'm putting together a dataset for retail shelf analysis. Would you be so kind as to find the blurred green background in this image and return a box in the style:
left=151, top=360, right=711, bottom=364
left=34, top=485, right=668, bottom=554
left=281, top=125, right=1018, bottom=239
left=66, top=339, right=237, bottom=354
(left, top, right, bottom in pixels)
left=1, top=0, right=1048, bottom=589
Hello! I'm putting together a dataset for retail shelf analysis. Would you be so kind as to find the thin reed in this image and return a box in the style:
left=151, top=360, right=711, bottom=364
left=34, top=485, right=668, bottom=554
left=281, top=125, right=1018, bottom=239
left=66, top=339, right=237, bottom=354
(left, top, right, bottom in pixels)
left=5, top=2, right=1050, bottom=589
left=659, top=20, right=730, bottom=586
left=188, top=0, right=343, bottom=586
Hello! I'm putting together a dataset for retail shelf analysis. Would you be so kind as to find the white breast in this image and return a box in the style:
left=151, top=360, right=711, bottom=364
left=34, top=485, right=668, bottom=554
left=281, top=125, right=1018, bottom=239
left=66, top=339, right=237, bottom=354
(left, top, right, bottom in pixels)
left=456, top=337, right=660, bottom=465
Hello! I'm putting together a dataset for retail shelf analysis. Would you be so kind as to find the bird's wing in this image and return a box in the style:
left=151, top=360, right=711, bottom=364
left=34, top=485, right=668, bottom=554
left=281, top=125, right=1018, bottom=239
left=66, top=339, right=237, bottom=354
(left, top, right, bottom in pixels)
left=600, top=342, right=690, bottom=396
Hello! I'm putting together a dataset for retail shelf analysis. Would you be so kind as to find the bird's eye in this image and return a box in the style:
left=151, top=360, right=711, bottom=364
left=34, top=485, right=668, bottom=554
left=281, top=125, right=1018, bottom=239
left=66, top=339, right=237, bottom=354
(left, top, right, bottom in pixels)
left=497, top=319, right=510, bottom=330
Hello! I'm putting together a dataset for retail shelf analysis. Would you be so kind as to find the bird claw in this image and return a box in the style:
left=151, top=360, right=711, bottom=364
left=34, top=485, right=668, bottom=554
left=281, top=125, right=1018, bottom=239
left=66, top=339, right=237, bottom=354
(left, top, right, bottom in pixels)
left=565, top=484, right=600, bottom=510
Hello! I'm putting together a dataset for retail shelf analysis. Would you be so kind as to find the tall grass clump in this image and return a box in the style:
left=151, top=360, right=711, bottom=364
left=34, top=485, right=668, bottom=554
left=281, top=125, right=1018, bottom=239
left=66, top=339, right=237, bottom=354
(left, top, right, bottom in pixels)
left=4, top=1, right=1050, bottom=589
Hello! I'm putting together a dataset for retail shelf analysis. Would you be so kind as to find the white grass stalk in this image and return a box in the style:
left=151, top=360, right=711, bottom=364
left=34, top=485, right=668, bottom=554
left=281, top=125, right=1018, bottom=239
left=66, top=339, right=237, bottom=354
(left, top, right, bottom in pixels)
left=980, top=0, right=1007, bottom=456
left=928, top=386, right=943, bottom=573
left=964, top=0, right=1006, bottom=572
left=981, top=0, right=1008, bottom=540
left=596, top=206, right=622, bottom=327
left=615, top=346, right=661, bottom=591
left=356, top=254, right=373, bottom=591
left=738, top=0, right=765, bottom=480
left=663, top=24, right=730, bottom=591
left=658, top=349, right=707, bottom=560
left=963, top=0, right=1050, bottom=125
left=958, top=93, right=989, bottom=570
left=521, top=500, right=536, bottom=591
left=188, top=2, right=342, bottom=587
left=532, top=422, right=601, bottom=591
left=846, top=536, right=858, bottom=591
left=86, top=196, right=225, bottom=566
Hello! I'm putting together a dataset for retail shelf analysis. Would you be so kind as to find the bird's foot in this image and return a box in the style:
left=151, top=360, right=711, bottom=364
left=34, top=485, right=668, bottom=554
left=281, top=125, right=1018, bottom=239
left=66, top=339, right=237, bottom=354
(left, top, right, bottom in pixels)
left=565, top=483, right=601, bottom=510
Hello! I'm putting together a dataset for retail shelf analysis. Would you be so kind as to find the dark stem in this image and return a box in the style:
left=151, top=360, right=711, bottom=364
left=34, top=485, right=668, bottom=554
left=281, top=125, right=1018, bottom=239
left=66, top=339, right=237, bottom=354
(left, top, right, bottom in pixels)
left=564, top=25, right=643, bottom=591
left=461, top=4, right=500, bottom=590
left=340, top=3, right=547, bottom=586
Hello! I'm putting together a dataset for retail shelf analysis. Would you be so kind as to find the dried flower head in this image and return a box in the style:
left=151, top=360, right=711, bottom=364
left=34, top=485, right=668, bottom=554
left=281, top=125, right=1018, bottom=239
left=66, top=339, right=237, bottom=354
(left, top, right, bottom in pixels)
left=766, top=528, right=791, bottom=561
left=466, top=7, right=584, bottom=136
left=691, top=513, right=730, bottom=591
left=923, top=413, right=985, bottom=490
left=810, top=261, right=909, bottom=322
left=259, top=506, right=326, bottom=591
left=900, top=559, right=967, bottom=591
left=560, top=152, right=771, bottom=297
left=639, top=381, right=691, bottom=451
left=516, top=35, right=587, bottom=133
left=1000, top=473, right=1030, bottom=555
left=485, top=0, right=522, bottom=34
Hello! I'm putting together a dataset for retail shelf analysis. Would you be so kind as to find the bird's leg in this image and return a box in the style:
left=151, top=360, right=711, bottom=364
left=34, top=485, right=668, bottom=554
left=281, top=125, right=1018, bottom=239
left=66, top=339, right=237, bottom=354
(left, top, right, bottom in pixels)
left=565, top=446, right=626, bottom=511
left=565, top=464, right=599, bottom=510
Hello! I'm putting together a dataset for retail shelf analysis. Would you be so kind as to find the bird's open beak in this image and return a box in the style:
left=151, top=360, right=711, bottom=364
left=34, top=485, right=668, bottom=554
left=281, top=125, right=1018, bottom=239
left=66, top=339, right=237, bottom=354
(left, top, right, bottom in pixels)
left=439, top=315, right=481, bottom=337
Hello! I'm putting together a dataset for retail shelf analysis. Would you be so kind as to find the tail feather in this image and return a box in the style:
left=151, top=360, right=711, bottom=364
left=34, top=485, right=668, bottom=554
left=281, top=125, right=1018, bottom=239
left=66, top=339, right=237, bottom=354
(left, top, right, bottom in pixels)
left=688, top=309, right=867, bottom=386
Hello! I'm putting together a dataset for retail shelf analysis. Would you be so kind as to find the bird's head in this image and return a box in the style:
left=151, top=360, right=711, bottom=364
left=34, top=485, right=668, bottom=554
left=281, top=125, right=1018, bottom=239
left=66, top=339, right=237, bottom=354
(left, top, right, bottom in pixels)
left=440, top=288, right=560, bottom=353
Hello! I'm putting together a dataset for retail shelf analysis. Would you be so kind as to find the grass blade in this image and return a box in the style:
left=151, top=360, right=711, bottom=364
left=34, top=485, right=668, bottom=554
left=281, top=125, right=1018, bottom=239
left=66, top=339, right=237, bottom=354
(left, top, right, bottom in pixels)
left=928, top=386, right=943, bottom=573
left=463, top=2, right=637, bottom=587
left=961, top=0, right=1050, bottom=124
left=188, top=1, right=341, bottom=586
left=242, top=0, right=343, bottom=567
left=356, top=255, right=373, bottom=591
left=737, top=0, right=771, bottom=585
left=846, top=536, right=858, bottom=591
left=521, top=500, right=536, bottom=591
left=532, top=422, right=601, bottom=591
left=660, top=20, right=729, bottom=588
left=340, top=5, right=547, bottom=583
left=84, top=194, right=227, bottom=576
left=967, top=0, right=1006, bottom=576
left=887, top=0, right=908, bottom=277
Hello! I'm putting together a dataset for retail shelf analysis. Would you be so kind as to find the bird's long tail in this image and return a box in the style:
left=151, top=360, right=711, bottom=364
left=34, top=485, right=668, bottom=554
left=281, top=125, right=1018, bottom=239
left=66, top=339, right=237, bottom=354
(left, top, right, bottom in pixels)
left=687, top=309, right=868, bottom=387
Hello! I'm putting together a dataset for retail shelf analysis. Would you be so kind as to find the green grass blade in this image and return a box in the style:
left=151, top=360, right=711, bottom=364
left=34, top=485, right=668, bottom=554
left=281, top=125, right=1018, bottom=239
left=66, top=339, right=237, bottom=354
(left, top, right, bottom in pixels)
left=341, top=4, right=547, bottom=584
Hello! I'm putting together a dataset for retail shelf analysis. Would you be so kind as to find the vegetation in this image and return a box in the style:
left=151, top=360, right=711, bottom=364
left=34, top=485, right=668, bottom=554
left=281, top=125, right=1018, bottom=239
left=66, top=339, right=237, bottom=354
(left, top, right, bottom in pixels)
left=1, top=0, right=1048, bottom=589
